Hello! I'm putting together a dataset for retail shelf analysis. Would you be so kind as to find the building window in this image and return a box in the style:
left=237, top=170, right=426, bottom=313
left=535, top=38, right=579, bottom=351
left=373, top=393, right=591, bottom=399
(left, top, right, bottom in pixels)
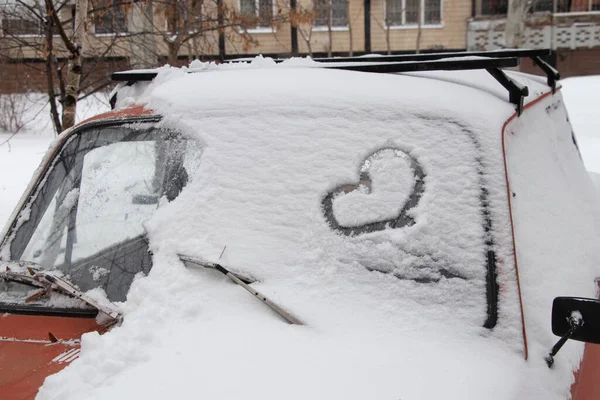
left=385, top=0, right=441, bottom=26
left=93, top=1, right=128, bottom=35
left=480, top=0, right=507, bottom=15
left=165, top=2, right=204, bottom=34
left=569, top=0, right=600, bottom=11
left=314, top=0, right=348, bottom=28
left=0, top=5, right=41, bottom=36
left=1, top=18, right=41, bottom=36
left=531, top=0, right=553, bottom=12
left=240, top=0, right=273, bottom=29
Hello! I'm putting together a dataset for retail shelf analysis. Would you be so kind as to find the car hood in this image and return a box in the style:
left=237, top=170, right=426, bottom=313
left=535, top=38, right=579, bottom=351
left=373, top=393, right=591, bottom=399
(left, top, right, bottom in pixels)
left=0, top=312, right=102, bottom=400
left=36, top=256, right=579, bottom=400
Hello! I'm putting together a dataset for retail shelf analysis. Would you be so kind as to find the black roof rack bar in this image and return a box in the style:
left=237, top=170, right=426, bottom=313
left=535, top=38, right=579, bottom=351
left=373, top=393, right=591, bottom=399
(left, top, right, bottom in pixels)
left=111, top=54, right=537, bottom=115
left=312, top=48, right=552, bottom=64
left=322, top=56, right=518, bottom=73
left=112, top=55, right=518, bottom=83
left=113, top=49, right=559, bottom=88
left=531, top=55, right=560, bottom=92
left=112, top=71, right=158, bottom=82
left=312, top=48, right=559, bottom=92
left=487, top=67, right=528, bottom=115
left=322, top=57, right=526, bottom=114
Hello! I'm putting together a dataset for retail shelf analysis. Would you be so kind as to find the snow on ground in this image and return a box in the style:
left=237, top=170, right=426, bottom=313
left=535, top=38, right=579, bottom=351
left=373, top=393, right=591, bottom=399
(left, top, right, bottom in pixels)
left=561, top=75, right=600, bottom=173
left=0, top=93, right=110, bottom=229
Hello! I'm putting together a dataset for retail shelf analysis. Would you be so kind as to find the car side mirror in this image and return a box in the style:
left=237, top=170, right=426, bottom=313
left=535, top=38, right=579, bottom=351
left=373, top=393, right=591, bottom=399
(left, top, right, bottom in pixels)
left=546, top=296, right=600, bottom=367
left=552, top=297, right=600, bottom=344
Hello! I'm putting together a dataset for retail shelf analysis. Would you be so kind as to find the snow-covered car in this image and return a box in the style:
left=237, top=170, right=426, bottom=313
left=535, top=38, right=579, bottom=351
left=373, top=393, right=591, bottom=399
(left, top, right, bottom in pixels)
left=1, top=50, right=600, bottom=400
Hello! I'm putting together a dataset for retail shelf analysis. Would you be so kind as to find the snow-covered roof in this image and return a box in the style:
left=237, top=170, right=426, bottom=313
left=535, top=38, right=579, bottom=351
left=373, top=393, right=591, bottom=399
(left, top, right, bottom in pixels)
left=114, top=56, right=553, bottom=121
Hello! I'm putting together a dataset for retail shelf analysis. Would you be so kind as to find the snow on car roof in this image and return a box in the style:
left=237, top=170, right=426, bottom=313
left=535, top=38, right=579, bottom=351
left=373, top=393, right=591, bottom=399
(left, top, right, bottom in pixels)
left=114, top=56, right=552, bottom=120
left=36, top=59, right=586, bottom=400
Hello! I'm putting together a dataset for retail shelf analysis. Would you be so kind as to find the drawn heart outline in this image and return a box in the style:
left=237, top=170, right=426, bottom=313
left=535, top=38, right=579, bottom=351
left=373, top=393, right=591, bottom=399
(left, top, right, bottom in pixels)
left=322, top=148, right=426, bottom=236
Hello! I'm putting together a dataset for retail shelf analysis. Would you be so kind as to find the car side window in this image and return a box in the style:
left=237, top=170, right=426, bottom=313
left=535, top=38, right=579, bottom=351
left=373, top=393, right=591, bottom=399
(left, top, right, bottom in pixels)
left=13, top=123, right=201, bottom=301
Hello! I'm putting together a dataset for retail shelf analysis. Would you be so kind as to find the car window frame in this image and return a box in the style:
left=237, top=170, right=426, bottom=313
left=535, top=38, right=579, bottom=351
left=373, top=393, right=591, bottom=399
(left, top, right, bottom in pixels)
left=0, top=116, right=163, bottom=260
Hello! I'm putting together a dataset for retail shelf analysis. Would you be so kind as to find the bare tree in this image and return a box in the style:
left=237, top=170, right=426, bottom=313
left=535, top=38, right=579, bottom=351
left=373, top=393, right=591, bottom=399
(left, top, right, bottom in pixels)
left=0, top=1, right=137, bottom=134
left=128, top=0, right=158, bottom=68
left=374, top=14, right=392, bottom=55
left=324, top=0, right=332, bottom=57
left=312, top=0, right=352, bottom=57
left=375, top=1, right=404, bottom=55
left=375, top=1, right=428, bottom=56
left=124, top=0, right=283, bottom=66
left=415, top=0, right=421, bottom=54
left=44, top=0, right=89, bottom=129
left=505, top=0, right=528, bottom=48
left=162, top=0, right=203, bottom=65
left=0, top=0, right=285, bottom=137
left=346, top=0, right=352, bottom=56
left=285, top=0, right=316, bottom=56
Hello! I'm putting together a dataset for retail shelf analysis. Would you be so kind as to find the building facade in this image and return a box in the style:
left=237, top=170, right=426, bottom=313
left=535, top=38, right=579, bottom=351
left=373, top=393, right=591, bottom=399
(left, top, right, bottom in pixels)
left=0, top=0, right=598, bottom=93
left=0, top=0, right=472, bottom=61
left=469, top=0, right=600, bottom=76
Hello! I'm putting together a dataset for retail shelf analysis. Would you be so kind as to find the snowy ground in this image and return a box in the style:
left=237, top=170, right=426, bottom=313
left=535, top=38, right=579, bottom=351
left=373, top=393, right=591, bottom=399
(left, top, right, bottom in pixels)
left=561, top=76, right=600, bottom=174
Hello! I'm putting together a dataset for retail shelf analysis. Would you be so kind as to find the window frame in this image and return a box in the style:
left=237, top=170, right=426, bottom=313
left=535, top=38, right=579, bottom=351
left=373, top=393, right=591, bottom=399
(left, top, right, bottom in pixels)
left=164, top=2, right=206, bottom=36
left=238, top=0, right=277, bottom=33
left=0, top=115, right=161, bottom=261
left=0, top=116, right=200, bottom=303
left=92, top=0, right=129, bottom=37
left=383, top=0, right=444, bottom=29
left=479, top=0, right=508, bottom=15
left=0, top=5, right=43, bottom=38
left=0, top=17, right=42, bottom=37
left=312, top=0, right=350, bottom=31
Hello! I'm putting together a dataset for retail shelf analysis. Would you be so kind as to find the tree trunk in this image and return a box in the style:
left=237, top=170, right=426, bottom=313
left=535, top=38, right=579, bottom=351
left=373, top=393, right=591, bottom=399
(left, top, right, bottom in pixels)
left=347, top=0, right=353, bottom=56
left=168, top=42, right=181, bottom=65
left=299, top=27, right=313, bottom=57
left=193, top=35, right=200, bottom=60
left=44, top=18, right=61, bottom=135
left=62, top=0, right=88, bottom=130
left=327, top=0, right=333, bottom=57
left=415, top=1, right=422, bottom=54
left=62, top=55, right=82, bottom=129
left=505, top=0, right=528, bottom=48
left=386, top=24, right=391, bottom=55
left=166, top=0, right=181, bottom=65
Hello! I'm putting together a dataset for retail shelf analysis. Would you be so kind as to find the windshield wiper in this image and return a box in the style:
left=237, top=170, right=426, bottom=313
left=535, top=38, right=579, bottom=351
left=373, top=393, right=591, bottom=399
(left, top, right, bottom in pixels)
left=179, top=255, right=303, bottom=325
left=0, top=263, right=122, bottom=326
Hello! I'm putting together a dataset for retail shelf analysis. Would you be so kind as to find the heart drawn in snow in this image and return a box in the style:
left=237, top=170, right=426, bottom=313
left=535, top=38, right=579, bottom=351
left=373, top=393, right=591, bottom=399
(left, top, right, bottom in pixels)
left=322, top=148, right=425, bottom=236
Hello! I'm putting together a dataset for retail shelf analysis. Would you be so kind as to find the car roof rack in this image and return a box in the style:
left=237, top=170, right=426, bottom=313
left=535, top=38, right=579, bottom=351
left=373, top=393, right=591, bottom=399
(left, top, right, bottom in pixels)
left=111, top=49, right=560, bottom=116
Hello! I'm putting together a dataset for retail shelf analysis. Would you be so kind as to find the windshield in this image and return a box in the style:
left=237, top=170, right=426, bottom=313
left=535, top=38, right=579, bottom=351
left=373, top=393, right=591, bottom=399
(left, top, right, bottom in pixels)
left=2, top=121, right=201, bottom=302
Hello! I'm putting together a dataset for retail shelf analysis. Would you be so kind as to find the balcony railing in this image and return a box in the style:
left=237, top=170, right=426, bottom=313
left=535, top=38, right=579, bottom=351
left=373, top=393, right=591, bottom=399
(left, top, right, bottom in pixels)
left=468, top=13, right=600, bottom=50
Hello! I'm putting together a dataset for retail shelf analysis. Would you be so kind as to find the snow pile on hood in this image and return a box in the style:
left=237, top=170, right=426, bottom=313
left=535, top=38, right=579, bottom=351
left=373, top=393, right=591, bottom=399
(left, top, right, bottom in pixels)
left=36, top=60, right=599, bottom=400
